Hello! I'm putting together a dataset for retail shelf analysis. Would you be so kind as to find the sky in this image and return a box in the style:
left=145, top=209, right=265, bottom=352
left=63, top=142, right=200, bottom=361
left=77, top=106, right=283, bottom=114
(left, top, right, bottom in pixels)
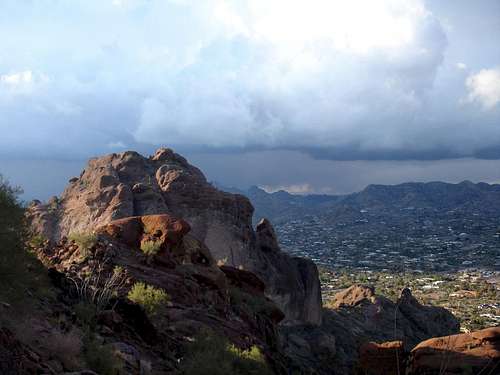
left=0, top=0, right=499, bottom=199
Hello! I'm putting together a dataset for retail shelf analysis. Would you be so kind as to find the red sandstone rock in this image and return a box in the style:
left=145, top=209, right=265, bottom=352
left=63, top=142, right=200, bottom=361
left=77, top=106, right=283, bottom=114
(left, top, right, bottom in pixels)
left=332, top=284, right=376, bottom=308
left=98, top=214, right=190, bottom=251
left=408, top=326, right=500, bottom=375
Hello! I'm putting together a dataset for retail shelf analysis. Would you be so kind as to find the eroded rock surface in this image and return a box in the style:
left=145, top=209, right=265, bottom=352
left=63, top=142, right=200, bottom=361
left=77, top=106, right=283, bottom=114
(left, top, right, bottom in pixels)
left=27, top=148, right=322, bottom=324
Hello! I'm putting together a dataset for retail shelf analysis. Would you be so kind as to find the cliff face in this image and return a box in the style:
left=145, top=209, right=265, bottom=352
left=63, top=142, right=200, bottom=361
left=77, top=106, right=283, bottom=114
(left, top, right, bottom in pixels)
left=28, top=148, right=322, bottom=325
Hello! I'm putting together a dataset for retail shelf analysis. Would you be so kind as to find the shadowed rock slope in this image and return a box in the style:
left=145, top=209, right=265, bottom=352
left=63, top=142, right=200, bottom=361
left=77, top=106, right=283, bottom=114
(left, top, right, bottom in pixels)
left=13, top=213, right=288, bottom=374
left=28, top=148, right=322, bottom=325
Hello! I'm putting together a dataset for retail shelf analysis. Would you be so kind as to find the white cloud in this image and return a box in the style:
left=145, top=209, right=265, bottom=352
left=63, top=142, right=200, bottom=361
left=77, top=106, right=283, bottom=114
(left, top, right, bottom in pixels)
left=466, top=67, right=500, bottom=109
left=1, top=70, right=33, bottom=85
left=456, top=62, right=467, bottom=70
left=261, top=183, right=314, bottom=195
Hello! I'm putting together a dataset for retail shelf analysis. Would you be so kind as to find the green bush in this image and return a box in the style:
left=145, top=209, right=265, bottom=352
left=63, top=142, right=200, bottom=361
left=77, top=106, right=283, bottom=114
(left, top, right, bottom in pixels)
left=69, top=232, right=97, bottom=255
left=180, top=331, right=272, bottom=375
left=140, top=240, right=162, bottom=257
left=0, top=174, right=24, bottom=252
left=127, top=282, right=169, bottom=315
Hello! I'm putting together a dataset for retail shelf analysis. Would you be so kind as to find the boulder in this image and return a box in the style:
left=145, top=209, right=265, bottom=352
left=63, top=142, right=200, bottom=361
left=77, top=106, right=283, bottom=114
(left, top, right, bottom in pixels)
left=220, top=265, right=266, bottom=295
left=357, top=341, right=405, bottom=375
left=97, top=214, right=190, bottom=251
left=332, top=284, right=376, bottom=308
left=408, top=327, right=500, bottom=375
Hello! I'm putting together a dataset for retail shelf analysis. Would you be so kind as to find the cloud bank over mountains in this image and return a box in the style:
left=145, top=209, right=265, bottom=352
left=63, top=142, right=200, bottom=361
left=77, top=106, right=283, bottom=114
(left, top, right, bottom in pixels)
left=0, top=0, right=499, bottom=160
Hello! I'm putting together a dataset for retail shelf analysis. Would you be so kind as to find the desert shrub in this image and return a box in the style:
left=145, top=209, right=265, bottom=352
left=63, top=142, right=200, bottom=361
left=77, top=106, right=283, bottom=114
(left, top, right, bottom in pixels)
left=69, top=264, right=127, bottom=313
left=83, top=334, right=122, bottom=375
left=0, top=174, right=25, bottom=266
left=68, top=232, right=97, bottom=256
left=127, top=282, right=169, bottom=315
left=140, top=240, right=162, bottom=257
left=180, top=330, right=272, bottom=375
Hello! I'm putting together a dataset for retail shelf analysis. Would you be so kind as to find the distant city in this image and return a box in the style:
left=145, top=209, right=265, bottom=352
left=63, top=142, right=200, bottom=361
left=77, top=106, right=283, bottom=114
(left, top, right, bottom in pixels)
left=275, top=208, right=500, bottom=272
left=222, top=181, right=500, bottom=273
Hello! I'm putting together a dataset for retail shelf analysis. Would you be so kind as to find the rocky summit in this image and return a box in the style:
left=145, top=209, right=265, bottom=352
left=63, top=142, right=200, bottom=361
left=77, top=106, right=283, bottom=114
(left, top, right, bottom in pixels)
left=28, top=148, right=322, bottom=325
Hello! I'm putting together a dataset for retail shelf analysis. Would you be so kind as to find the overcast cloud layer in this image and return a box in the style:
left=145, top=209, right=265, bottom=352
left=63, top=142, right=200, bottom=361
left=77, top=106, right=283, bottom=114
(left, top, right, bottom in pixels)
left=0, top=0, right=499, bottom=161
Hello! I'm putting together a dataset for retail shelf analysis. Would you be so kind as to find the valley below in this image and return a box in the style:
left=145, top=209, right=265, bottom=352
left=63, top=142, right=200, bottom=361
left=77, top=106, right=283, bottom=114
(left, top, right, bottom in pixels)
left=234, top=183, right=500, bottom=332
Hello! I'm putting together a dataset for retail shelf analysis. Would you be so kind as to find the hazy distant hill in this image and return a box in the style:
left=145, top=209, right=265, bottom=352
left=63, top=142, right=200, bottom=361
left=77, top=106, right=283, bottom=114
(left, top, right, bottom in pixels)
left=214, top=184, right=340, bottom=224
left=220, top=181, right=500, bottom=223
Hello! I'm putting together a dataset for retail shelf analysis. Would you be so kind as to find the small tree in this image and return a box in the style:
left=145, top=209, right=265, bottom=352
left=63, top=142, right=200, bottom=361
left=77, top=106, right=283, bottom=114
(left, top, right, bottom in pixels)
left=0, top=174, right=24, bottom=253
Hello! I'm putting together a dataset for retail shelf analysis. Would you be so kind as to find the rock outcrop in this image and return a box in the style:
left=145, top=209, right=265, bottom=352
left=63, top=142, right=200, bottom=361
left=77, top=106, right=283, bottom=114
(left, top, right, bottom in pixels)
left=328, top=285, right=460, bottom=350
left=353, top=327, right=500, bottom=375
left=27, top=148, right=322, bottom=325
left=32, top=214, right=288, bottom=373
left=331, top=284, right=376, bottom=308
left=408, top=327, right=500, bottom=375
left=281, top=285, right=461, bottom=374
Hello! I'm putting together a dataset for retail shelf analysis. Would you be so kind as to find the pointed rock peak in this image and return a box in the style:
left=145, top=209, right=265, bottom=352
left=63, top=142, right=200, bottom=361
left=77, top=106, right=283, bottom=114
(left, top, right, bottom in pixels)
left=398, top=287, right=419, bottom=305
left=151, top=147, right=188, bottom=165
left=256, top=218, right=280, bottom=253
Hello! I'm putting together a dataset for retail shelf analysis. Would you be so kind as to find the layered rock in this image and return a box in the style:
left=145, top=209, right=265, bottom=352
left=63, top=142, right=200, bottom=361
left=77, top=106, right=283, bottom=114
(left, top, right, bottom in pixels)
left=27, top=148, right=322, bottom=325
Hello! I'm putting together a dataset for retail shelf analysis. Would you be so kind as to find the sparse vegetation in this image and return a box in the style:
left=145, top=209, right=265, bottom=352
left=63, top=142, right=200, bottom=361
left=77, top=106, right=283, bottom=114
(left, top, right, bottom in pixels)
left=180, top=330, right=272, bottom=375
left=68, top=231, right=97, bottom=256
left=83, top=334, right=122, bottom=375
left=127, top=281, right=169, bottom=315
left=140, top=239, right=162, bottom=257
left=69, top=264, right=128, bottom=312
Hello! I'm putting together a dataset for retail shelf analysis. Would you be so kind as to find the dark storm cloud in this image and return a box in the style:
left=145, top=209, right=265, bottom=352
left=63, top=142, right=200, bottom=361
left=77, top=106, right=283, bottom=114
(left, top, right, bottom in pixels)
left=0, top=0, right=499, bottom=162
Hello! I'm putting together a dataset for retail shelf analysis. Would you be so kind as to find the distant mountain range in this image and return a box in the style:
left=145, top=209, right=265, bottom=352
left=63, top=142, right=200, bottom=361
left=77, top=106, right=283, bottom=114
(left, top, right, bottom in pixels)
left=218, top=181, right=500, bottom=224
